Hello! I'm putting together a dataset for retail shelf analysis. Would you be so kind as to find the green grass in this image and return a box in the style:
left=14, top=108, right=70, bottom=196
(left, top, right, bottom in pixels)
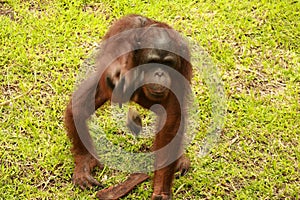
left=1, top=0, right=299, bottom=199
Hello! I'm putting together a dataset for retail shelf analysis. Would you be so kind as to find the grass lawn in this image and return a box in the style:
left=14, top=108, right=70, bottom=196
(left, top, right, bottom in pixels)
left=0, top=0, right=299, bottom=199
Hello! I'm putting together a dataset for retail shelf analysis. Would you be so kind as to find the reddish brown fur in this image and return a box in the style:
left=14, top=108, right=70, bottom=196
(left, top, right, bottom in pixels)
left=64, top=14, right=192, bottom=200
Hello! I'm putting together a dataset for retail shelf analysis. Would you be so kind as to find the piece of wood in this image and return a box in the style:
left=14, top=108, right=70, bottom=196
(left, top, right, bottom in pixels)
left=96, top=173, right=149, bottom=200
